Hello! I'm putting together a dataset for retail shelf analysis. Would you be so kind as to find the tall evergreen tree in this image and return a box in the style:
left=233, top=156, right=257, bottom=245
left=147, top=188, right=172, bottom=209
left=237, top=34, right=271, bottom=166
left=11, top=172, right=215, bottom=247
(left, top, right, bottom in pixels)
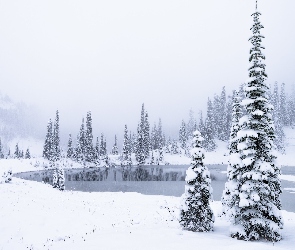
left=85, top=111, right=95, bottom=162
left=67, top=134, right=74, bottom=158
left=43, top=119, right=53, bottom=160
left=99, top=133, right=108, bottom=166
left=94, top=136, right=100, bottom=161
left=136, top=104, right=146, bottom=165
left=76, top=118, right=86, bottom=162
left=144, top=112, right=150, bottom=158
left=203, top=98, right=216, bottom=151
left=121, top=125, right=132, bottom=166
left=111, top=135, right=119, bottom=155
left=25, top=148, right=31, bottom=159
left=14, top=143, right=20, bottom=159
left=271, top=82, right=285, bottom=152
left=52, top=164, right=65, bottom=191
left=136, top=123, right=145, bottom=165
left=286, top=98, right=295, bottom=127
left=223, top=3, right=283, bottom=241
left=129, top=132, right=136, bottom=154
left=150, top=124, right=157, bottom=150
left=171, top=139, right=179, bottom=154
left=180, top=130, right=214, bottom=232
left=179, top=120, right=187, bottom=150
left=52, top=110, right=61, bottom=162
left=165, top=137, right=171, bottom=153
left=157, top=118, right=164, bottom=149
left=219, top=87, right=228, bottom=141
left=158, top=147, right=164, bottom=163
left=279, top=83, right=287, bottom=126
left=274, top=106, right=285, bottom=153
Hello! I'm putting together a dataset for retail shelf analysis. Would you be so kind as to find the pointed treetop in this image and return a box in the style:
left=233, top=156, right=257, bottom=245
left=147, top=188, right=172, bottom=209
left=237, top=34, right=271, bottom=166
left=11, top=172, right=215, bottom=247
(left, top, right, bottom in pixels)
left=256, top=0, right=258, bottom=10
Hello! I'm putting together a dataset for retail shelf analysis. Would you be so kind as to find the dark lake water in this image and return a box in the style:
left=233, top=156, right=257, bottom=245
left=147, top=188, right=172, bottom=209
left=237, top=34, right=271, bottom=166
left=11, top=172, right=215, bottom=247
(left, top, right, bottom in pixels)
left=14, top=164, right=295, bottom=212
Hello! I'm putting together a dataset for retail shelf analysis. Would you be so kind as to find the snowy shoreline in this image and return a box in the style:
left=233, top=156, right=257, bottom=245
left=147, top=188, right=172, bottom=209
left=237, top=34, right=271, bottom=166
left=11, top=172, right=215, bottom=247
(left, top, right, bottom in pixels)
left=1, top=178, right=295, bottom=249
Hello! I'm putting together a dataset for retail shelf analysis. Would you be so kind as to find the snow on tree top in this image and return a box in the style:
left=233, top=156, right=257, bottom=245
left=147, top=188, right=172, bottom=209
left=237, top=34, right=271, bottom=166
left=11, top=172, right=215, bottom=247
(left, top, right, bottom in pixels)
left=245, top=77, right=255, bottom=83
left=237, top=130, right=258, bottom=139
left=193, top=130, right=204, bottom=140
left=251, top=110, right=264, bottom=116
left=240, top=99, right=255, bottom=106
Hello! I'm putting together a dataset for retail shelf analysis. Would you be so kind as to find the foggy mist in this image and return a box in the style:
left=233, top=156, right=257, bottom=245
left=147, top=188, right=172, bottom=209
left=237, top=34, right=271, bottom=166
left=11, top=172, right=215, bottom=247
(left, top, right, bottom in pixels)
left=0, top=0, right=294, bottom=148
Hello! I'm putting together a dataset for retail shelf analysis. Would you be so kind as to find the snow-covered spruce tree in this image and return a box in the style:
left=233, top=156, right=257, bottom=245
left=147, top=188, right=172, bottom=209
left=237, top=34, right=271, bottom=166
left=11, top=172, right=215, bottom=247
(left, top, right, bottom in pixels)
left=279, top=83, right=287, bottom=126
left=94, top=136, right=100, bottom=161
left=58, top=168, right=65, bottom=190
left=218, top=87, right=228, bottom=141
left=136, top=124, right=145, bottom=165
left=150, top=124, right=157, bottom=150
left=52, top=110, right=61, bottom=162
left=286, top=98, right=294, bottom=127
left=129, top=132, right=136, bottom=154
left=99, top=133, right=108, bottom=166
left=165, top=137, right=171, bottom=153
left=14, top=143, right=20, bottom=159
left=171, top=140, right=179, bottom=154
left=135, top=104, right=146, bottom=165
left=144, top=112, right=150, bottom=158
left=180, top=130, right=214, bottom=232
left=111, top=135, right=119, bottom=155
left=43, top=119, right=53, bottom=160
left=203, top=98, right=216, bottom=151
left=85, top=111, right=95, bottom=162
left=271, top=82, right=285, bottom=153
left=121, top=125, right=132, bottom=166
left=76, top=118, right=86, bottom=163
left=52, top=167, right=58, bottom=188
left=157, top=118, right=164, bottom=149
left=158, top=147, right=164, bottom=163
left=52, top=163, right=65, bottom=191
left=150, top=150, right=155, bottom=165
left=67, top=134, right=74, bottom=158
left=224, top=4, right=283, bottom=241
left=25, top=148, right=31, bottom=159
left=179, top=120, right=187, bottom=150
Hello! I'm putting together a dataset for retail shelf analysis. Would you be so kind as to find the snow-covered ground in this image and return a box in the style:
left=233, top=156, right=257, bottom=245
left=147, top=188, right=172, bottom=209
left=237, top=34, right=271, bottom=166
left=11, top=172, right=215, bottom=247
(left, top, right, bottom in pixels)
left=0, top=128, right=294, bottom=249
left=1, top=178, right=295, bottom=250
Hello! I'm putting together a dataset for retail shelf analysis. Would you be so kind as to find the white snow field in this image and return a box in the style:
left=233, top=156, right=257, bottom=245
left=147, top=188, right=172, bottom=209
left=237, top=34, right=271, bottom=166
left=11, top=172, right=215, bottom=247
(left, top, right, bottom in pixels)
left=1, top=127, right=295, bottom=249
left=1, top=178, right=295, bottom=250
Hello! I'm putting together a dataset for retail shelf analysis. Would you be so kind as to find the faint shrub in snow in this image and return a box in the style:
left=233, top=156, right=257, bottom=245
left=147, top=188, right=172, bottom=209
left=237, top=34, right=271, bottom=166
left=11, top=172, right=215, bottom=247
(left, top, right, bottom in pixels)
left=0, top=168, right=12, bottom=183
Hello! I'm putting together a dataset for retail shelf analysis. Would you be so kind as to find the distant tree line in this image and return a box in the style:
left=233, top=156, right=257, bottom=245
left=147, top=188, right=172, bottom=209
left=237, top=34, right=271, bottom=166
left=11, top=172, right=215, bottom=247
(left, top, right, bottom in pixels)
left=41, top=84, right=294, bottom=167
left=0, top=138, right=31, bottom=159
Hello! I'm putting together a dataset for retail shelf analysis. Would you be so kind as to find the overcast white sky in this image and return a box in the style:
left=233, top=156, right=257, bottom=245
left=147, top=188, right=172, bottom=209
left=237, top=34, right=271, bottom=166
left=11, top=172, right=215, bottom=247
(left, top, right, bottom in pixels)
left=0, top=0, right=294, bottom=142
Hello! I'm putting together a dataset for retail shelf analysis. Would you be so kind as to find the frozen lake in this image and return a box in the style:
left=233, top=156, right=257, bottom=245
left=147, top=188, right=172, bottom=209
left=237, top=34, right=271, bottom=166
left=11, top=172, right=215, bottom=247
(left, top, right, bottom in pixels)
left=14, top=164, right=295, bottom=212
